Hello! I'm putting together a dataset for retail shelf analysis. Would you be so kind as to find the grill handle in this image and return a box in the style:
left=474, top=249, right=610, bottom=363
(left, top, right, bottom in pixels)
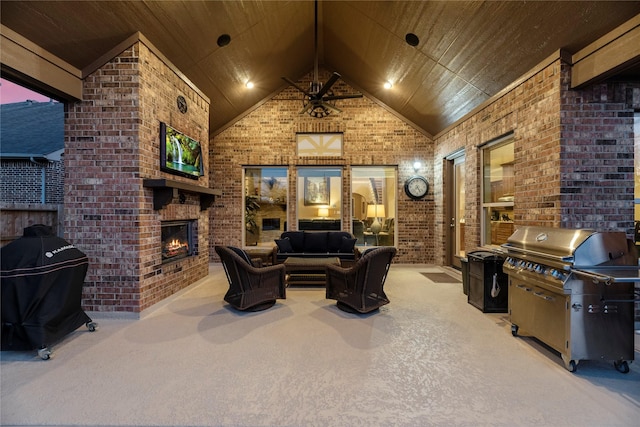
left=570, top=269, right=612, bottom=285
left=502, top=245, right=573, bottom=264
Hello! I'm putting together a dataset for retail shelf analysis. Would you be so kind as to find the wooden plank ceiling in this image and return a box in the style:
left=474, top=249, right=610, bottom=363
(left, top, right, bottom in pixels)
left=1, top=1, right=639, bottom=137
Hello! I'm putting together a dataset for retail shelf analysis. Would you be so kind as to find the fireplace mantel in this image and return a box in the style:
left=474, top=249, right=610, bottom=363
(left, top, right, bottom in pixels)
left=143, top=178, right=222, bottom=211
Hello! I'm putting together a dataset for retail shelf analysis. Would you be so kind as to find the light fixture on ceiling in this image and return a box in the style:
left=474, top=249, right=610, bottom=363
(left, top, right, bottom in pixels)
left=384, top=81, right=393, bottom=89
left=245, top=81, right=254, bottom=89
left=217, top=34, right=231, bottom=47
left=405, top=33, right=419, bottom=47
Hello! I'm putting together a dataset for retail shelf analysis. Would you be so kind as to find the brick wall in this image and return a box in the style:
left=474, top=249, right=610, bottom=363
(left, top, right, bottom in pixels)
left=210, top=70, right=434, bottom=264
left=434, top=58, right=565, bottom=262
left=65, top=40, right=210, bottom=315
left=433, top=55, right=638, bottom=263
left=560, top=71, right=639, bottom=233
left=0, top=159, right=64, bottom=203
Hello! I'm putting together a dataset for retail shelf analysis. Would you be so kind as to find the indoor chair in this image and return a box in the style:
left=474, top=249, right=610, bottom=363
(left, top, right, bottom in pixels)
left=325, top=246, right=397, bottom=313
left=215, top=246, right=286, bottom=311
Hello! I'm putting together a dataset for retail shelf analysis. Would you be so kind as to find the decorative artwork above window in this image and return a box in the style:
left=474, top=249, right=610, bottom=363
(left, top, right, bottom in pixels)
left=297, top=133, right=343, bottom=157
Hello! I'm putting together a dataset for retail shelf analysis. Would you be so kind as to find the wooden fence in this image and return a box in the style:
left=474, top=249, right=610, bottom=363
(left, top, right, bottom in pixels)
left=0, top=203, right=63, bottom=246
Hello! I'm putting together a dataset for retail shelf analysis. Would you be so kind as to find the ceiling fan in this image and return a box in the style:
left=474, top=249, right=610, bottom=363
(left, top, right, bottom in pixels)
left=282, top=0, right=363, bottom=118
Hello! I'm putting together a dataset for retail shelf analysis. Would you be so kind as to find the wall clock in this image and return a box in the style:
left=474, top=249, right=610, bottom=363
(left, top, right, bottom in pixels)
left=404, top=175, right=429, bottom=200
left=177, top=95, right=188, bottom=114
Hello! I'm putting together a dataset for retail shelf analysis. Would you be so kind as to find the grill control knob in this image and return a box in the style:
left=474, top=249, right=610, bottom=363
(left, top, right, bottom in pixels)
left=534, top=264, right=543, bottom=274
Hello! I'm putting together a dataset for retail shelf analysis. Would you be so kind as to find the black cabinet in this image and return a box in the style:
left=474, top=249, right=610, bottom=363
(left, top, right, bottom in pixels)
left=467, top=250, right=508, bottom=313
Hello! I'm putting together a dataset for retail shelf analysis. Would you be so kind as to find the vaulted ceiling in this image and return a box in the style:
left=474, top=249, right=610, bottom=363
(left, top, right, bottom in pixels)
left=2, top=1, right=639, bottom=137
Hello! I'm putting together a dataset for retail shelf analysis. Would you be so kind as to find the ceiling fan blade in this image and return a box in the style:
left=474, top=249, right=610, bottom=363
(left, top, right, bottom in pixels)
left=316, top=72, right=341, bottom=98
left=299, top=102, right=315, bottom=115
left=282, top=76, right=312, bottom=97
left=320, top=102, right=342, bottom=114
left=323, top=94, right=363, bottom=101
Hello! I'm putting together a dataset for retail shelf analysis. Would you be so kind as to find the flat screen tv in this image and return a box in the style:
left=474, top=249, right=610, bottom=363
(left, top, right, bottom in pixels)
left=159, top=122, right=204, bottom=179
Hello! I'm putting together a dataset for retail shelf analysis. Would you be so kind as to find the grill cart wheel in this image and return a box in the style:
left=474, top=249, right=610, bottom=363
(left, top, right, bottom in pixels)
left=562, top=355, right=577, bottom=372
left=38, top=347, right=52, bottom=360
left=614, top=360, right=630, bottom=374
left=511, top=324, right=519, bottom=336
left=86, top=322, right=98, bottom=332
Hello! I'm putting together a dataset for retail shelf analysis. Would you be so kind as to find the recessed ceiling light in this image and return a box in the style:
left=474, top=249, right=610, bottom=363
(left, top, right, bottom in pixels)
left=405, top=33, right=419, bottom=47
left=245, top=81, right=254, bottom=89
left=384, top=81, right=393, bottom=89
left=217, top=34, right=231, bottom=47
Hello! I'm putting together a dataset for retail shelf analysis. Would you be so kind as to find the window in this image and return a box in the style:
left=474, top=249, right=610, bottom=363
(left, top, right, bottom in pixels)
left=635, top=112, right=639, bottom=247
left=351, top=166, right=397, bottom=247
left=297, top=168, right=342, bottom=231
left=244, top=167, right=288, bottom=246
left=481, top=136, right=514, bottom=247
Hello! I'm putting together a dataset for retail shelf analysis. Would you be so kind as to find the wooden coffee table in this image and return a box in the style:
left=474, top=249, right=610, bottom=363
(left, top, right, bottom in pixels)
left=283, top=257, right=341, bottom=286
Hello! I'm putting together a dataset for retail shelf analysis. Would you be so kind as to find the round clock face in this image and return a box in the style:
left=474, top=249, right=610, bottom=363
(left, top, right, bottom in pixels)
left=177, top=95, right=188, bottom=114
left=404, top=175, right=429, bottom=200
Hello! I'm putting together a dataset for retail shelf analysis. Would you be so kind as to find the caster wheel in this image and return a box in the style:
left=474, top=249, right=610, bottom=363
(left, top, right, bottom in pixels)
left=38, top=348, right=52, bottom=360
left=86, top=321, right=98, bottom=332
left=614, top=360, right=630, bottom=374
left=511, top=324, right=519, bottom=337
left=562, top=355, right=577, bottom=372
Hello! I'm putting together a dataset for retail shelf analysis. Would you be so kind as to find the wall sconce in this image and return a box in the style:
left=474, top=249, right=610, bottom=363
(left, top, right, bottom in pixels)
left=413, top=161, right=422, bottom=173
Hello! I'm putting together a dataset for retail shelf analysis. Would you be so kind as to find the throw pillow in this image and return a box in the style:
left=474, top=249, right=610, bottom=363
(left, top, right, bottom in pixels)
left=281, top=231, right=304, bottom=252
left=361, top=247, right=378, bottom=257
left=327, top=232, right=348, bottom=252
left=275, top=237, right=294, bottom=253
left=339, top=237, right=357, bottom=253
left=228, top=246, right=254, bottom=266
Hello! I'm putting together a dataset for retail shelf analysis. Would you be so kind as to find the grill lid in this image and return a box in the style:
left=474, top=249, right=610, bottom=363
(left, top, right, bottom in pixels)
left=501, top=226, right=630, bottom=266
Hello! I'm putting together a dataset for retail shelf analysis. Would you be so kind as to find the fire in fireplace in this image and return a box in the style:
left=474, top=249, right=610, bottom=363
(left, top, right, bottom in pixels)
left=161, top=220, right=195, bottom=262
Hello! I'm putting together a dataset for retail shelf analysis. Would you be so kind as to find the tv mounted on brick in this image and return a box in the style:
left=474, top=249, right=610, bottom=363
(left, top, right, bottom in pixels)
left=159, top=122, right=204, bottom=179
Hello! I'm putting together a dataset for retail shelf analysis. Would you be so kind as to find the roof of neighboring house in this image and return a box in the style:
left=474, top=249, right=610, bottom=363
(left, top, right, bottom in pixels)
left=0, top=101, right=64, bottom=160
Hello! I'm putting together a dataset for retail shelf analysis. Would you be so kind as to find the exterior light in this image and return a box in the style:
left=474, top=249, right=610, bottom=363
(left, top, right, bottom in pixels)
left=413, top=161, right=422, bottom=172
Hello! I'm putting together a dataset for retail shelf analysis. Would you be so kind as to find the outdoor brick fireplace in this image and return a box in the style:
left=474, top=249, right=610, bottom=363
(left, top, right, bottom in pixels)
left=63, top=37, right=214, bottom=316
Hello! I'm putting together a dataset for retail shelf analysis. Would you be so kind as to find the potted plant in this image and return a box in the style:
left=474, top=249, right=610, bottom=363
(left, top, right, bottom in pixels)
left=245, top=195, right=260, bottom=246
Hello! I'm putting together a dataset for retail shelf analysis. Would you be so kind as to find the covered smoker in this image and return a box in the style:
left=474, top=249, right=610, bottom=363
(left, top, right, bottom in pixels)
left=1, top=224, right=96, bottom=359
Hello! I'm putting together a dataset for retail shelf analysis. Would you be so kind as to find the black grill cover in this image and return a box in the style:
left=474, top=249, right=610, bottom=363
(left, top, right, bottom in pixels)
left=1, top=225, right=92, bottom=351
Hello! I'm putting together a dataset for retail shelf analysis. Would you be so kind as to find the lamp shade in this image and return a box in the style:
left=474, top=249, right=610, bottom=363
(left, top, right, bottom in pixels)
left=318, top=208, right=329, bottom=217
left=367, top=204, right=385, bottom=218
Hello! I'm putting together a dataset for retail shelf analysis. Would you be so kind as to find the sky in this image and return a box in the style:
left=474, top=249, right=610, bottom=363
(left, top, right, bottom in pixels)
left=0, top=78, right=51, bottom=104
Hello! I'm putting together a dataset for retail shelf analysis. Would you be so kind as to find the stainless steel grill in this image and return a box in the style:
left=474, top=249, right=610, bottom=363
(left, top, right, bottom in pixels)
left=501, top=226, right=639, bottom=373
